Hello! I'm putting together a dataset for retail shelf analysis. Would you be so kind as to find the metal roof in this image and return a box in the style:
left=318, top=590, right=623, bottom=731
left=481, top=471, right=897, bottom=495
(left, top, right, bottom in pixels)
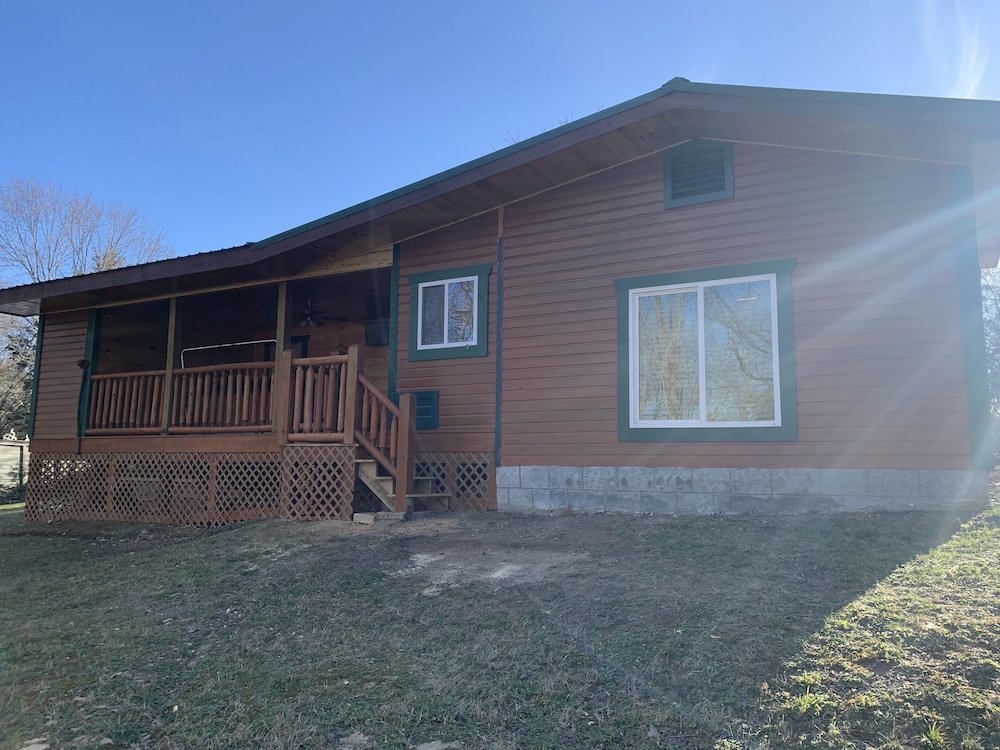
left=1, top=79, right=997, bottom=316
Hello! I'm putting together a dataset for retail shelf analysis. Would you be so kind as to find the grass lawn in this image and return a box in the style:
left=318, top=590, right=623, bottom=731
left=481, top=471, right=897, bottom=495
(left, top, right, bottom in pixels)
left=0, top=496, right=997, bottom=749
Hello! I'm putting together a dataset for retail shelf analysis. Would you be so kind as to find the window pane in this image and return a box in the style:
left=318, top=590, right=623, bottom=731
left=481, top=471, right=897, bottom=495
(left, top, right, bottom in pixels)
left=420, top=284, right=445, bottom=345
left=446, top=279, right=476, bottom=344
left=703, top=280, right=775, bottom=422
left=637, top=291, right=699, bottom=420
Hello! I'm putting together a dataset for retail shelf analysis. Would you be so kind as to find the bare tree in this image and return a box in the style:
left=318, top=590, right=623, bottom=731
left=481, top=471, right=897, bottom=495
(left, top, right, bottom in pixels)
left=0, top=176, right=170, bottom=284
left=0, top=177, right=172, bottom=435
left=0, top=316, right=36, bottom=438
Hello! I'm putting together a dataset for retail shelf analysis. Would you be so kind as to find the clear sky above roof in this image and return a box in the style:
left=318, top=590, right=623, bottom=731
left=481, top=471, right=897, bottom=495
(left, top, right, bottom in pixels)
left=3, top=0, right=998, bottom=260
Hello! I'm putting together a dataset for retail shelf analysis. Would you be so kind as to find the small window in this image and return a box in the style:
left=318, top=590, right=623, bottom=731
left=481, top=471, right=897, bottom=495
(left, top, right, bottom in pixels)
left=409, top=264, right=491, bottom=361
left=663, top=141, right=734, bottom=209
left=615, top=260, right=797, bottom=442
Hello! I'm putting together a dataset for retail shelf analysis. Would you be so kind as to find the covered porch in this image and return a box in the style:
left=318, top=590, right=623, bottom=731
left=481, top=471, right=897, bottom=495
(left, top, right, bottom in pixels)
left=25, top=270, right=438, bottom=525
left=85, top=269, right=394, bottom=437
left=27, top=338, right=421, bottom=525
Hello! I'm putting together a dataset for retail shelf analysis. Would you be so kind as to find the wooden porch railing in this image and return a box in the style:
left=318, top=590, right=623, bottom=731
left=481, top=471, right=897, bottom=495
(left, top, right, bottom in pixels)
left=88, top=363, right=275, bottom=435
left=85, top=346, right=416, bottom=511
left=88, top=370, right=165, bottom=434
left=285, top=353, right=351, bottom=442
left=170, top=362, right=274, bottom=432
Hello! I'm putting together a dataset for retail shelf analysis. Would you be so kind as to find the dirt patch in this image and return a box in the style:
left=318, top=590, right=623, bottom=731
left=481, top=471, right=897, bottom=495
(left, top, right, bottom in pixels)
left=390, top=546, right=588, bottom=596
left=382, top=513, right=603, bottom=595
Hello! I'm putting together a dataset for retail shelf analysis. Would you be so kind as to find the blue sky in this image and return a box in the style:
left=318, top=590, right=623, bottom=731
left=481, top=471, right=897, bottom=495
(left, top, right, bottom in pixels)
left=3, top=0, right=998, bottom=260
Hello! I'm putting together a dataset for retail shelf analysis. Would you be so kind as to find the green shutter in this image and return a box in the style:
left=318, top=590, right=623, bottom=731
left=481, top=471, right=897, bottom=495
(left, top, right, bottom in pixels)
left=412, top=390, right=440, bottom=430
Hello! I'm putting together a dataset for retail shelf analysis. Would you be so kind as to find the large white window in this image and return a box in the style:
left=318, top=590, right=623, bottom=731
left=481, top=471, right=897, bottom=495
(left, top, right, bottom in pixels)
left=629, top=274, right=781, bottom=429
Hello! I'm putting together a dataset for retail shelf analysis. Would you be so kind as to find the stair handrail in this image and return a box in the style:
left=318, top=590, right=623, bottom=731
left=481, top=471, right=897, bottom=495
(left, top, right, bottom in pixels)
left=355, top=373, right=415, bottom=512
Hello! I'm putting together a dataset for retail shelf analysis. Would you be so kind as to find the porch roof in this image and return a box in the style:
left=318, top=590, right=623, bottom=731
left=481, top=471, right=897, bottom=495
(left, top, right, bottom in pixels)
left=2, top=78, right=998, bottom=316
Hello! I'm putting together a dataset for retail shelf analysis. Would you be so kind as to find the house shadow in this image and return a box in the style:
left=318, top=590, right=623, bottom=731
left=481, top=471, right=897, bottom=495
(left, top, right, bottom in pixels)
left=396, top=506, right=982, bottom=741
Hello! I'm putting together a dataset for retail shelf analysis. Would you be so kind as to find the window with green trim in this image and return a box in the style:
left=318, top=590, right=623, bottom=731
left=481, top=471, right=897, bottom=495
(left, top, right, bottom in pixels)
left=409, top=264, right=491, bottom=361
left=615, top=260, right=797, bottom=442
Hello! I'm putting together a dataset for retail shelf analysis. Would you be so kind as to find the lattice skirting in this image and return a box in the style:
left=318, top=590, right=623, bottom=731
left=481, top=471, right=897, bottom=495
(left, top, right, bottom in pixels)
left=25, top=452, right=284, bottom=526
left=26, top=448, right=357, bottom=525
left=415, top=451, right=496, bottom=511
left=24, top=449, right=490, bottom=524
left=280, top=445, right=356, bottom=521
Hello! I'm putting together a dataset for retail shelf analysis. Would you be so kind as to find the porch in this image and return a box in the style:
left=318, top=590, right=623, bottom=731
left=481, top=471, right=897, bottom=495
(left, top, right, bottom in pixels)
left=27, top=344, right=444, bottom=524
left=28, top=343, right=496, bottom=524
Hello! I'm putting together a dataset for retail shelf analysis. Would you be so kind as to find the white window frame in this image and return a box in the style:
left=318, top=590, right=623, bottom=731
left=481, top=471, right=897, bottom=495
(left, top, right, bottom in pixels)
left=416, top=274, right=479, bottom=351
left=628, top=273, right=781, bottom=429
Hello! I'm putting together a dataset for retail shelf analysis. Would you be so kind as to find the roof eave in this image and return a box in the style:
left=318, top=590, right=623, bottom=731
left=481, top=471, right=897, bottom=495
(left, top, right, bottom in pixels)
left=2, top=80, right=996, bottom=316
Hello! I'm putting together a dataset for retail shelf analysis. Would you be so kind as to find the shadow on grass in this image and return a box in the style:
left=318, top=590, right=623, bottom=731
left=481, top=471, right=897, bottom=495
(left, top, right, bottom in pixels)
left=381, top=508, right=978, bottom=747
left=0, top=503, right=987, bottom=749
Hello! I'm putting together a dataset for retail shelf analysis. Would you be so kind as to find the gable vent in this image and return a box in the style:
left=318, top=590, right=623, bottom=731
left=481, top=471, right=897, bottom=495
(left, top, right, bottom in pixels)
left=663, top=141, right=734, bottom=209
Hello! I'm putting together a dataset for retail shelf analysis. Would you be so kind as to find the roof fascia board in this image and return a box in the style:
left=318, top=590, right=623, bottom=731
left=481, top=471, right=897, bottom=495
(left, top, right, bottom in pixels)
left=3, top=80, right=996, bottom=316
left=0, top=244, right=259, bottom=317
left=672, top=80, right=1000, bottom=124
left=250, top=84, right=688, bottom=255
left=253, top=84, right=999, bottom=257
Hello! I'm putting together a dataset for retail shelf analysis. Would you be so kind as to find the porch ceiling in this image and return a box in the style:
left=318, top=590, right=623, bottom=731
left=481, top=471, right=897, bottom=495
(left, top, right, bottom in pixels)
left=2, top=80, right=996, bottom=317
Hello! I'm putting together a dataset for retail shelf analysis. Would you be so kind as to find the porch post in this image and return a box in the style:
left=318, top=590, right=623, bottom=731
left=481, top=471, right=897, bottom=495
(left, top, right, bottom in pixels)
left=272, top=281, right=288, bottom=436
left=160, top=297, right=178, bottom=433
left=343, top=344, right=364, bottom=445
left=395, top=392, right=416, bottom=512
left=277, top=348, right=294, bottom=442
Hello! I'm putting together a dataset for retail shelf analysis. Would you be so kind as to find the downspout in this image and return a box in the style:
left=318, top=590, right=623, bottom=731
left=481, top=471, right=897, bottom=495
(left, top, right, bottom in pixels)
left=494, top=208, right=505, bottom=468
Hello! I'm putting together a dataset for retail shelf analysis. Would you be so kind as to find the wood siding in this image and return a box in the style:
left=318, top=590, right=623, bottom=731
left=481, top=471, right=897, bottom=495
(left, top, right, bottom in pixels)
left=500, top=144, right=973, bottom=471
left=33, top=311, right=89, bottom=439
left=296, top=321, right=389, bottom=392
left=397, top=213, right=498, bottom=453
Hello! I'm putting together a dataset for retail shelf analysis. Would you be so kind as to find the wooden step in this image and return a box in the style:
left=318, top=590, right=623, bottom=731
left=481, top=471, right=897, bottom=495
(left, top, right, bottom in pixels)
left=406, top=493, right=451, bottom=511
left=355, top=458, right=451, bottom=515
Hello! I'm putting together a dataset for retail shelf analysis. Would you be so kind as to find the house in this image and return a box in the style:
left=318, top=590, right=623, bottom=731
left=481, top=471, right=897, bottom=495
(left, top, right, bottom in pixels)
left=2, top=79, right=998, bottom=525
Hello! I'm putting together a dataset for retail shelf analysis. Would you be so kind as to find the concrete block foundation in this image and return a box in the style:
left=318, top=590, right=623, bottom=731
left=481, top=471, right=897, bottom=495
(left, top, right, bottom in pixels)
left=496, top=466, right=990, bottom=515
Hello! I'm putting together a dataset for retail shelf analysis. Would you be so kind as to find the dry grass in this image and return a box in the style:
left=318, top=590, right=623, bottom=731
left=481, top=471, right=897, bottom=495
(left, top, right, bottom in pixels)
left=0, top=497, right=996, bottom=749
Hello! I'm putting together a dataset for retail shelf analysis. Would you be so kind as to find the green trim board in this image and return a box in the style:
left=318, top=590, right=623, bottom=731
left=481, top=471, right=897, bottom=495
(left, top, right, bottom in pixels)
left=388, top=245, right=401, bottom=401
left=78, top=309, right=99, bottom=438
left=408, top=263, right=492, bottom=361
left=952, top=167, right=993, bottom=470
left=26, top=316, right=44, bottom=439
left=615, top=259, right=798, bottom=443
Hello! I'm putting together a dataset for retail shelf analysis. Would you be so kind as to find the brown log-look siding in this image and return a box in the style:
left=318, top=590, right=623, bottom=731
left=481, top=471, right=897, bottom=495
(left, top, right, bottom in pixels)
left=500, top=144, right=972, bottom=471
left=32, top=311, right=89, bottom=439
left=397, top=213, right=498, bottom=453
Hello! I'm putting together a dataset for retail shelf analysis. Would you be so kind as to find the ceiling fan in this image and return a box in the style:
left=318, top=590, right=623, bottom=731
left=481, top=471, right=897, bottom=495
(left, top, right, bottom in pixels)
left=298, top=299, right=346, bottom=328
